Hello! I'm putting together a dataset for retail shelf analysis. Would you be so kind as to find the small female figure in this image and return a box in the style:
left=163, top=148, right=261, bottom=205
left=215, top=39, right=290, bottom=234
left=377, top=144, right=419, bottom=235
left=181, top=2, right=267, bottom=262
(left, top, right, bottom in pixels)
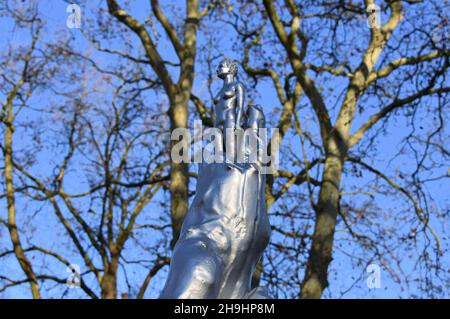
left=213, top=58, right=245, bottom=161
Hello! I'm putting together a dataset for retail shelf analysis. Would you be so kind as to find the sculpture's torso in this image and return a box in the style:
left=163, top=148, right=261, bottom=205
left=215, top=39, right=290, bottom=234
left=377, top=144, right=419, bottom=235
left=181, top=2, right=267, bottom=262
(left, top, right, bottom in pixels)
left=214, top=82, right=240, bottom=128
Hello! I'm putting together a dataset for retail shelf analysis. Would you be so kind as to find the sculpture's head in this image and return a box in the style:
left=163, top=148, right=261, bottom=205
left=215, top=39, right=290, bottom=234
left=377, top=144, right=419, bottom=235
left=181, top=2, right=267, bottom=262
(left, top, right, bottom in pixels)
left=216, top=58, right=238, bottom=79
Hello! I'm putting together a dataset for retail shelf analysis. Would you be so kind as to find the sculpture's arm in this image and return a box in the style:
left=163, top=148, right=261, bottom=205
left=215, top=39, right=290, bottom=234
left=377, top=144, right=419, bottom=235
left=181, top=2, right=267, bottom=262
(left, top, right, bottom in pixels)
left=235, top=83, right=245, bottom=128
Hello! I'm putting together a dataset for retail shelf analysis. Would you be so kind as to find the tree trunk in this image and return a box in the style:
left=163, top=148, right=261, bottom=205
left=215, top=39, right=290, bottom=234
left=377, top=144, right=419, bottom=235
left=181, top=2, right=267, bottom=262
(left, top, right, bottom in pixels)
left=101, top=258, right=118, bottom=299
left=4, top=98, right=41, bottom=299
left=169, top=94, right=189, bottom=248
left=168, top=0, right=198, bottom=248
left=300, top=135, right=345, bottom=299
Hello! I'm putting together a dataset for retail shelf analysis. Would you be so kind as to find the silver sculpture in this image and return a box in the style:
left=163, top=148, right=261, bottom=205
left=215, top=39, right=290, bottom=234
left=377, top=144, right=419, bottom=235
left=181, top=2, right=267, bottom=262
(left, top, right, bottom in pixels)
left=160, top=58, right=271, bottom=299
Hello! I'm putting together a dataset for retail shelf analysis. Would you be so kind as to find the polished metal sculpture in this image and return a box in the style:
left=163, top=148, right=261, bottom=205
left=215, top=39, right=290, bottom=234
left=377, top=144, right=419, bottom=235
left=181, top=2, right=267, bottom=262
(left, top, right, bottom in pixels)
left=160, top=58, right=271, bottom=299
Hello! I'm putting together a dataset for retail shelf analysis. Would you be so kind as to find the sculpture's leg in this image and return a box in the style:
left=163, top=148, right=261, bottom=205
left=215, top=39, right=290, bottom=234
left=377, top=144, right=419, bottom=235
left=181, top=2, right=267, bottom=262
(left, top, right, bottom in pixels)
left=159, top=237, right=223, bottom=299
left=224, top=109, right=236, bottom=163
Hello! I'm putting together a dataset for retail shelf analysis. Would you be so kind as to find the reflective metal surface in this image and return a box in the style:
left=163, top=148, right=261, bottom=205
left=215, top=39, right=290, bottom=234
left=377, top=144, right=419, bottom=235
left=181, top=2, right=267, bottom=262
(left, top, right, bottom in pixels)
left=160, top=59, right=271, bottom=299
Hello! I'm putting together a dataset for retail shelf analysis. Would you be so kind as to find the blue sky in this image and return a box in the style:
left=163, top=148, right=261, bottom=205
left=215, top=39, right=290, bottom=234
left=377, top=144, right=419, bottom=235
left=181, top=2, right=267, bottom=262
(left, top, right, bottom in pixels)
left=0, top=0, right=448, bottom=298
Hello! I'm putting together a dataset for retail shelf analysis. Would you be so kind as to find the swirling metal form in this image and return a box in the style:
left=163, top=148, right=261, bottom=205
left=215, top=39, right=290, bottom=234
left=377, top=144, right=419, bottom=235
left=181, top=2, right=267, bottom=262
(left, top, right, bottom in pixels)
left=160, top=59, right=271, bottom=299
